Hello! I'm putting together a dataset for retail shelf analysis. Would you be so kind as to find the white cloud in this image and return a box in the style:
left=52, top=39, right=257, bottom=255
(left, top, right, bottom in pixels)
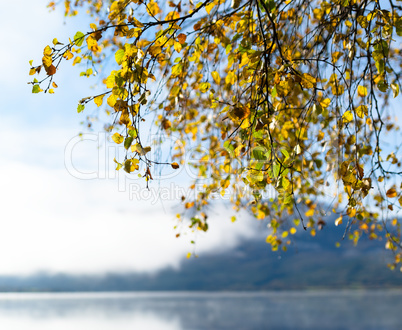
left=0, top=156, right=259, bottom=275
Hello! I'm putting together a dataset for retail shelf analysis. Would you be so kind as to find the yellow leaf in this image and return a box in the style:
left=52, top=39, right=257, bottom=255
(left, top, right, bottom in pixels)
left=131, top=143, right=151, bottom=155
left=301, top=73, right=316, bottom=89
left=357, top=15, right=368, bottom=28
left=231, top=0, right=241, bottom=9
left=106, top=72, right=117, bottom=88
left=42, top=55, right=52, bottom=68
left=52, top=81, right=58, bottom=88
left=43, top=45, right=52, bottom=56
left=90, top=23, right=97, bottom=30
left=305, top=208, right=315, bottom=217
left=332, top=84, right=344, bottom=96
left=331, top=51, right=343, bottom=64
left=342, top=110, right=353, bottom=123
left=205, top=2, right=216, bottom=14
left=49, top=89, right=55, bottom=94
left=171, top=63, right=182, bottom=77
left=29, top=68, right=36, bottom=75
left=211, top=71, right=221, bottom=84
left=347, top=207, right=356, bottom=217
left=86, top=35, right=97, bottom=50
left=186, top=252, right=191, bottom=259
left=174, top=41, right=182, bottom=53
left=355, top=105, right=368, bottom=118
left=147, top=0, right=160, bottom=16
left=94, top=95, right=104, bottom=107
left=63, top=50, right=74, bottom=60
left=357, top=85, right=367, bottom=97
left=162, top=118, right=171, bottom=130
left=320, top=98, right=330, bottom=108
left=367, top=12, right=376, bottom=21
left=228, top=106, right=250, bottom=121
left=225, top=71, right=236, bottom=85
left=119, top=111, right=131, bottom=126
left=143, top=146, right=152, bottom=154
left=124, top=159, right=139, bottom=173
left=386, top=188, right=397, bottom=198
left=171, top=162, right=180, bottom=169
left=199, top=82, right=210, bottom=93
left=107, top=93, right=117, bottom=107
left=185, top=202, right=194, bottom=209
left=73, top=56, right=81, bottom=66
left=290, top=227, right=297, bottom=235
left=132, top=17, right=144, bottom=28
left=111, top=133, right=124, bottom=144
left=335, top=216, right=343, bottom=226
left=391, top=83, right=399, bottom=98
left=317, top=131, right=325, bottom=141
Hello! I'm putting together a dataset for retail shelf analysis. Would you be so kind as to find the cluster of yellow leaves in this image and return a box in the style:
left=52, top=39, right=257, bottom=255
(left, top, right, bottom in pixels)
left=30, top=0, right=402, bottom=268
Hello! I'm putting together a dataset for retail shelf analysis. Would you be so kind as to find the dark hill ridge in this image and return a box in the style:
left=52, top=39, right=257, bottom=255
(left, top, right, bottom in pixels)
left=0, top=222, right=400, bottom=291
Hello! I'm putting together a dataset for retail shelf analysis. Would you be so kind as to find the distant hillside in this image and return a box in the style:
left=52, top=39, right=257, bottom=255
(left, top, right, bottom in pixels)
left=0, top=223, right=400, bottom=291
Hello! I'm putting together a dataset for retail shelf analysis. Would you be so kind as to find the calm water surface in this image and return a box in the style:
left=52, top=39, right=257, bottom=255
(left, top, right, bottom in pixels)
left=0, top=290, right=400, bottom=329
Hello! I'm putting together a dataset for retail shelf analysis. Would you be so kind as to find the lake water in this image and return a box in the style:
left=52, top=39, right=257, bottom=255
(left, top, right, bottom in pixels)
left=0, top=290, right=400, bottom=329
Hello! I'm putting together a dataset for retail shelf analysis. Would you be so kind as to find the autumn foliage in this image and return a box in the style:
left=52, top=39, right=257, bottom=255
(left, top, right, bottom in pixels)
left=30, top=0, right=402, bottom=269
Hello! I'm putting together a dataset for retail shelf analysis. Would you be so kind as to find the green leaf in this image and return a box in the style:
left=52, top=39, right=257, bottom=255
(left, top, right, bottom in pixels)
left=375, top=59, right=385, bottom=74
left=124, top=159, right=133, bottom=173
left=32, top=85, right=41, bottom=93
left=128, top=128, right=137, bottom=138
left=273, top=163, right=280, bottom=178
left=171, top=63, right=182, bottom=77
left=223, top=141, right=234, bottom=153
left=377, top=80, right=388, bottom=93
left=74, top=31, right=85, bottom=47
left=266, top=0, right=276, bottom=11
left=124, top=136, right=134, bottom=150
left=280, top=148, right=290, bottom=160
left=115, top=49, right=125, bottom=65
left=252, top=146, right=268, bottom=160
left=271, top=86, right=277, bottom=98
left=77, top=104, right=85, bottom=113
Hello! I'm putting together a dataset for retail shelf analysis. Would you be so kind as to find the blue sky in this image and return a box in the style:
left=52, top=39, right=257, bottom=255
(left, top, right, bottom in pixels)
left=0, top=0, right=261, bottom=275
